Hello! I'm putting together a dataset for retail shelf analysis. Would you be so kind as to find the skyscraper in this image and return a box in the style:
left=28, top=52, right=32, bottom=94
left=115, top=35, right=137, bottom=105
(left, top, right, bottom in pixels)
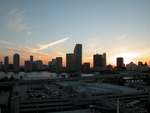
left=0, top=61, right=2, bottom=71
left=74, top=44, right=82, bottom=71
left=82, top=62, right=90, bottom=72
left=66, top=53, right=74, bottom=71
left=117, top=57, right=124, bottom=71
left=24, top=60, right=32, bottom=72
left=4, top=56, right=9, bottom=72
left=30, top=55, right=33, bottom=71
left=93, top=54, right=103, bottom=67
left=56, top=57, right=62, bottom=72
left=30, top=55, right=33, bottom=62
left=13, top=53, right=20, bottom=72
left=36, top=60, right=43, bottom=71
left=103, top=53, right=106, bottom=69
left=48, top=59, right=56, bottom=71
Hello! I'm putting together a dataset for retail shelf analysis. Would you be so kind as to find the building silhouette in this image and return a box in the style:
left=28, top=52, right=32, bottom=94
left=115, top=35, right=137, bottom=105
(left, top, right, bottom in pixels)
left=24, top=60, right=32, bottom=72
left=93, top=54, right=103, bottom=71
left=82, top=62, right=90, bottom=72
left=66, top=53, right=74, bottom=72
left=30, top=55, right=33, bottom=71
left=4, top=56, right=9, bottom=72
left=74, top=44, right=82, bottom=71
left=48, top=59, right=56, bottom=71
left=116, top=57, right=124, bottom=71
left=13, top=53, right=20, bottom=72
left=36, top=60, right=43, bottom=71
left=56, top=57, right=62, bottom=72
left=103, top=53, right=106, bottom=69
left=0, top=61, right=2, bottom=71
left=138, top=61, right=149, bottom=71
left=126, top=62, right=137, bottom=71
left=30, top=55, right=33, bottom=62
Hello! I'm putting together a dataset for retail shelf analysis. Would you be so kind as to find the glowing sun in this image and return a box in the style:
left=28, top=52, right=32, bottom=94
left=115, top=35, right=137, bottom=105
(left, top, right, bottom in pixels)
left=110, top=52, right=139, bottom=65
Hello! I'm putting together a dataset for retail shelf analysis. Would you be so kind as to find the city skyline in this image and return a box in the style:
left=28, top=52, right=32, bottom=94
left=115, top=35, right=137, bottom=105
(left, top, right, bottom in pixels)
left=0, top=47, right=149, bottom=68
left=0, top=0, right=150, bottom=66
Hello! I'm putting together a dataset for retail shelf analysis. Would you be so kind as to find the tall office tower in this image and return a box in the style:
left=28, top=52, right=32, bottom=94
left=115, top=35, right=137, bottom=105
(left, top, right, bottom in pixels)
left=30, top=55, right=33, bottom=62
left=36, top=60, right=43, bottom=71
left=4, top=56, right=9, bottom=72
left=13, top=53, right=20, bottom=72
left=30, top=55, right=33, bottom=71
left=93, top=54, right=103, bottom=67
left=66, top=53, right=74, bottom=72
left=56, top=57, right=62, bottom=72
left=48, top=59, right=56, bottom=71
left=24, top=60, right=32, bottom=72
left=82, top=62, right=90, bottom=72
left=117, top=57, right=124, bottom=71
left=0, top=61, right=2, bottom=71
left=103, top=53, right=106, bottom=69
left=74, top=44, right=82, bottom=71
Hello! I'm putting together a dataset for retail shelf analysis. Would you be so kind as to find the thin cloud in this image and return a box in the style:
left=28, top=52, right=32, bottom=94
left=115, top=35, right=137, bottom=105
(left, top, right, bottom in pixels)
left=4, top=37, right=69, bottom=55
left=0, top=40, right=11, bottom=45
left=83, top=57, right=92, bottom=60
left=27, top=31, right=32, bottom=36
left=6, top=46, right=52, bottom=57
left=2, top=37, right=69, bottom=63
left=36, top=37, right=69, bottom=52
left=6, top=8, right=33, bottom=35
left=56, top=51, right=65, bottom=56
left=117, top=34, right=127, bottom=39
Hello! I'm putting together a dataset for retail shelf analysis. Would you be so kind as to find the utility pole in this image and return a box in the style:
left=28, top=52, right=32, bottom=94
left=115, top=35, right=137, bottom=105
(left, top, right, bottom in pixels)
left=117, top=98, right=119, bottom=113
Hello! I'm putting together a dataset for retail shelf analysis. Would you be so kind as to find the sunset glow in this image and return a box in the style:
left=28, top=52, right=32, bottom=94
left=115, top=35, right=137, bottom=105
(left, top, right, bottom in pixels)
left=109, top=53, right=140, bottom=66
left=0, top=0, right=150, bottom=67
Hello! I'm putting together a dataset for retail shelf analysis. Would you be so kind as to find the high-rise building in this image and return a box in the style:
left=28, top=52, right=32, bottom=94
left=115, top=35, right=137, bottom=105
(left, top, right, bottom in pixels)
left=74, top=44, right=82, bottom=71
left=93, top=54, right=103, bottom=68
left=0, top=61, right=2, bottom=71
left=103, top=53, right=106, bottom=69
left=138, top=61, right=149, bottom=71
left=36, top=60, right=43, bottom=71
left=93, top=53, right=106, bottom=71
left=30, top=55, right=33, bottom=62
left=48, top=59, right=56, bottom=71
left=30, top=55, right=33, bottom=71
left=66, top=53, right=74, bottom=72
left=83, top=62, right=90, bottom=72
left=24, top=60, right=32, bottom=72
left=116, top=57, right=124, bottom=71
left=13, top=53, right=20, bottom=72
left=56, top=57, right=62, bottom=72
left=4, top=56, right=9, bottom=72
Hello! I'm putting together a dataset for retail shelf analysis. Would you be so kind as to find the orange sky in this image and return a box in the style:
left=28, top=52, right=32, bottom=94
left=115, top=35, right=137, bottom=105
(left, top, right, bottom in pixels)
left=1, top=52, right=149, bottom=68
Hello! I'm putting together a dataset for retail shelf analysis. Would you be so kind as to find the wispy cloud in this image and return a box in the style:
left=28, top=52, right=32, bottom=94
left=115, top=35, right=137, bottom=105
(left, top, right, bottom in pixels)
left=6, top=46, right=35, bottom=54
left=6, top=46, right=52, bottom=58
left=83, top=57, right=92, bottom=60
left=6, top=8, right=33, bottom=35
left=117, top=34, right=127, bottom=39
left=1, top=37, right=69, bottom=64
left=27, top=31, right=32, bottom=36
left=36, top=37, right=69, bottom=52
left=0, top=40, right=11, bottom=45
left=84, top=38, right=102, bottom=54
left=3, top=37, right=69, bottom=55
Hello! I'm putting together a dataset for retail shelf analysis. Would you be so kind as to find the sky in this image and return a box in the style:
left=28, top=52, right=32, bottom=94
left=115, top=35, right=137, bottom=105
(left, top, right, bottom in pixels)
left=0, top=0, right=150, bottom=67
